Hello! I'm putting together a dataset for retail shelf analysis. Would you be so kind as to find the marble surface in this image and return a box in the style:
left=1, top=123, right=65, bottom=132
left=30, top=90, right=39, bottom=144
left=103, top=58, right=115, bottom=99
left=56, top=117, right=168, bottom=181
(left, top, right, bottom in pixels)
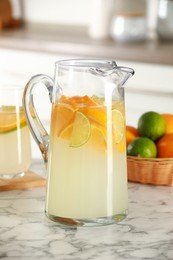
left=0, top=159, right=173, bottom=260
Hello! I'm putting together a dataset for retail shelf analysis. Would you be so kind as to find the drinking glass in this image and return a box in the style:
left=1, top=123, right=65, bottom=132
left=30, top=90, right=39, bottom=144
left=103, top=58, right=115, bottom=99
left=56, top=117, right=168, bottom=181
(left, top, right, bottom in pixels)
left=0, top=85, right=31, bottom=179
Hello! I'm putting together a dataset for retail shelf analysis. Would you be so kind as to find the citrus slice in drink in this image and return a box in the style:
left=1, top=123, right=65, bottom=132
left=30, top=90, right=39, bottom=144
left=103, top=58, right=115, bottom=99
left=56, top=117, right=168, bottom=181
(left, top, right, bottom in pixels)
left=70, top=112, right=91, bottom=147
left=0, top=106, right=26, bottom=133
left=59, top=123, right=73, bottom=140
left=91, top=95, right=105, bottom=105
left=55, top=104, right=76, bottom=135
left=90, top=123, right=107, bottom=151
left=60, top=95, right=98, bottom=108
left=112, top=109, right=124, bottom=143
left=60, top=111, right=91, bottom=147
left=80, top=106, right=107, bottom=127
left=116, top=139, right=125, bottom=153
left=112, top=101, right=125, bottom=114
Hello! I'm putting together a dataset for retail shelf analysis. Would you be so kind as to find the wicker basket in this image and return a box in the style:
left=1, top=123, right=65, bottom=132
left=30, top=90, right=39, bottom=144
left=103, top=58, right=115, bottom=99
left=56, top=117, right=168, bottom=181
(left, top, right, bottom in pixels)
left=127, top=156, right=173, bottom=186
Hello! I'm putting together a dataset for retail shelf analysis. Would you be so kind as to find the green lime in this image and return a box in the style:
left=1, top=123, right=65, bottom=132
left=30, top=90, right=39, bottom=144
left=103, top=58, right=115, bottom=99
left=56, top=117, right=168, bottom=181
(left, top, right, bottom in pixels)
left=127, top=137, right=157, bottom=158
left=138, top=111, right=166, bottom=141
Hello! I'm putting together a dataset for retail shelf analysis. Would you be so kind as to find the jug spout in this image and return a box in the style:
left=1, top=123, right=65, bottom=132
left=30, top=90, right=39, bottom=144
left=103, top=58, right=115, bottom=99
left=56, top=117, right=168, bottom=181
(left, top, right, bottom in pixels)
left=89, top=62, right=135, bottom=86
left=114, top=66, right=135, bottom=86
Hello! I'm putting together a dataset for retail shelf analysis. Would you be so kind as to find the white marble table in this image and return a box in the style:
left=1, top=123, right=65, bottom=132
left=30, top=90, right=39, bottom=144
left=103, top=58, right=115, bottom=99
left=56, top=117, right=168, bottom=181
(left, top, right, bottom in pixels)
left=0, top=159, right=173, bottom=260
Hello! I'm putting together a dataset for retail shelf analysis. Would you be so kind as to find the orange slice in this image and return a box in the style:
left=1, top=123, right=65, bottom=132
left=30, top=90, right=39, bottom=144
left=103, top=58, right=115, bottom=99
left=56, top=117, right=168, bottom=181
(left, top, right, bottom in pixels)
left=89, top=123, right=107, bottom=151
left=59, top=95, right=107, bottom=127
left=79, top=106, right=107, bottom=127
left=0, top=106, right=27, bottom=133
left=54, top=104, right=77, bottom=136
left=60, top=95, right=98, bottom=108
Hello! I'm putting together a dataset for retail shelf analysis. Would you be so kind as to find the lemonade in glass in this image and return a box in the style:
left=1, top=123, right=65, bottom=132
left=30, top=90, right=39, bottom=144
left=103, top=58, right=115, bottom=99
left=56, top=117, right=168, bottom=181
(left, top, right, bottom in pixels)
left=0, top=85, right=31, bottom=179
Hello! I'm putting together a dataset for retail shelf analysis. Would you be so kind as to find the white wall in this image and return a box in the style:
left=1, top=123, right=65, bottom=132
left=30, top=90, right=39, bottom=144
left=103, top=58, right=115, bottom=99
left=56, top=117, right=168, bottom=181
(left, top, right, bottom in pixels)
left=11, top=0, right=159, bottom=35
left=22, top=0, right=90, bottom=26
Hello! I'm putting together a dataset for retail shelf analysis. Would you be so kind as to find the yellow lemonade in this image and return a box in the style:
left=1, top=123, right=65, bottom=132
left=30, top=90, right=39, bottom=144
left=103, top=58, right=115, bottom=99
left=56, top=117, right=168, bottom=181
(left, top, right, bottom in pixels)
left=0, top=106, right=31, bottom=176
left=46, top=95, right=128, bottom=224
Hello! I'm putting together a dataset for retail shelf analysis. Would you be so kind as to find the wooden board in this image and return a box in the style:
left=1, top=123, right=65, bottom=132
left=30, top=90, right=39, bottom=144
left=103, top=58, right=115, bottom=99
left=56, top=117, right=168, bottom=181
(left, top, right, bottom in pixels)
left=0, top=170, right=46, bottom=191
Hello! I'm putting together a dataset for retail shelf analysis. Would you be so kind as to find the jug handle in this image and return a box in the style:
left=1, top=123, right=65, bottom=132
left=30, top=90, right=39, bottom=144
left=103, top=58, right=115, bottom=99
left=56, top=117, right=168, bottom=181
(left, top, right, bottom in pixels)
left=23, top=74, right=54, bottom=163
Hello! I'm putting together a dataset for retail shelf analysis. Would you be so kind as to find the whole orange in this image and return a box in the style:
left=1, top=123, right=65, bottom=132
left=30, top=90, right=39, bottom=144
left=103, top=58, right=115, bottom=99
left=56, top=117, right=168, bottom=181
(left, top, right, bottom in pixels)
left=162, top=114, right=173, bottom=134
left=157, top=133, right=173, bottom=158
left=126, top=125, right=139, bottom=146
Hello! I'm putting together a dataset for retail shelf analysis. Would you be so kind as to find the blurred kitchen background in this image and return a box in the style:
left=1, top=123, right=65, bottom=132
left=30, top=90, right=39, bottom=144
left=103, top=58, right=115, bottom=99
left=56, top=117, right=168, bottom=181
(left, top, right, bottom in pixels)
left=0, top=0, right=173, bottom=159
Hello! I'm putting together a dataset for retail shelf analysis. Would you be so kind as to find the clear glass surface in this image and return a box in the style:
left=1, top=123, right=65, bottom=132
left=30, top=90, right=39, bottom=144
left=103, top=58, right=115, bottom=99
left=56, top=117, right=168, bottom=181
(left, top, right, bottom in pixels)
left=0, top=85, right=31, bottom=179
left=23, top=59, right=134, bottom=226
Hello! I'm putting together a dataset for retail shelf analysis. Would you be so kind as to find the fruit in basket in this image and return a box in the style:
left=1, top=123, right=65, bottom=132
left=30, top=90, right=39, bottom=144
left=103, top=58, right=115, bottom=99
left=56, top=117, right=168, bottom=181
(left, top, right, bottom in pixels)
left=126, top=125, right=139, bottom=146
left=162, top=114, right=173, bottom=134
left=157, top=134, right=173, bottom=158
left=138, top=111, right=166, bottom=141
left=127, top=137, right=157, bottom=158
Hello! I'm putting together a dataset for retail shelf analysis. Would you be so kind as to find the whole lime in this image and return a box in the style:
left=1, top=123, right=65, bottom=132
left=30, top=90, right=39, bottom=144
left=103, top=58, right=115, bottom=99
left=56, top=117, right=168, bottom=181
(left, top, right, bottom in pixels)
left=138, top=111, right=166, bottom=141
left=127, top=137, right=157, bottom=158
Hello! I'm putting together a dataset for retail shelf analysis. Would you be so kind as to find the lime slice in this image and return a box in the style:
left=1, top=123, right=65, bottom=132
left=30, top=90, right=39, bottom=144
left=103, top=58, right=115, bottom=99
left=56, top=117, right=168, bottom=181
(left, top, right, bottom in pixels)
left=0, top=106, right=27, bottom=134
left=112, top=101, right=125, bottom=114
left=112, top=109, right=124, bottom=143
left=91, top=95, right=105, bottom=105
left=60, top=111, right=91, bottom=148
left=70, top=112, right=91, bottom=147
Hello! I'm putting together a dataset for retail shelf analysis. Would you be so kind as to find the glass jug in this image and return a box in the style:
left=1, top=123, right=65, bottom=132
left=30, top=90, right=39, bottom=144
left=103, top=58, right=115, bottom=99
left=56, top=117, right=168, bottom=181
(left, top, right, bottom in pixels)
left=23, top=59, right=134, bottom=227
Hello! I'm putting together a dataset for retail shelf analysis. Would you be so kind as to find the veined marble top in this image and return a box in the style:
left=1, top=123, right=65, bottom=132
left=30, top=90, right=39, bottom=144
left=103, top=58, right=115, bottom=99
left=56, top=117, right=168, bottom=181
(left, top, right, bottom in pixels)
left=0, top=159, right=173, bottom=260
